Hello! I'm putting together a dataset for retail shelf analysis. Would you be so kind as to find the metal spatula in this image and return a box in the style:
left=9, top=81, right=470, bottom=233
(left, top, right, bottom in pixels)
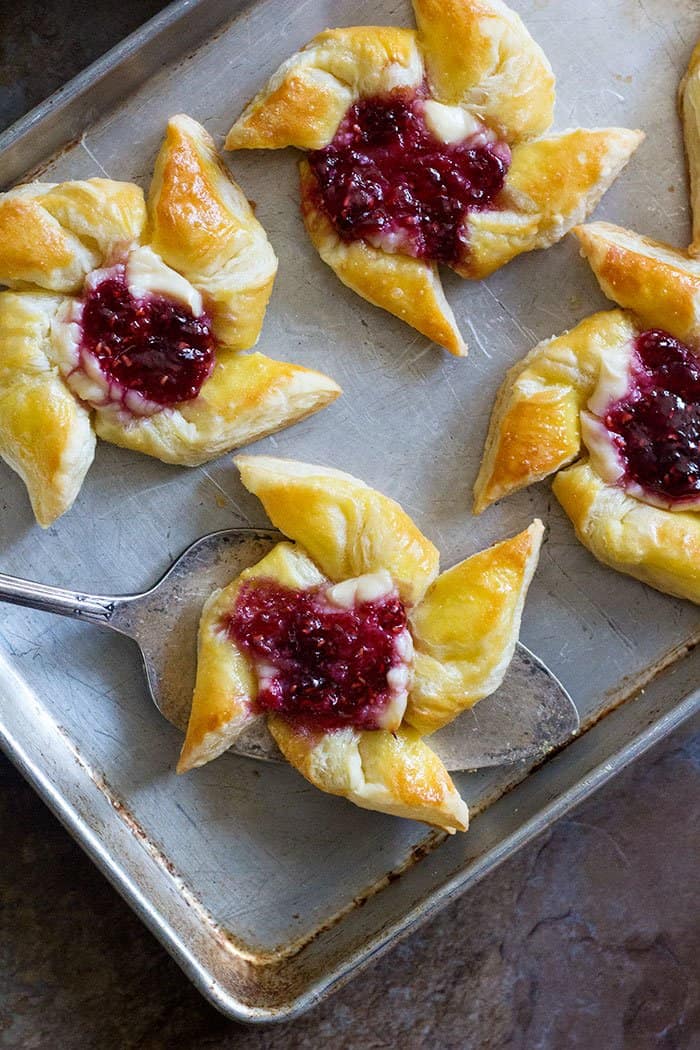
left=0, top=528, right=579, bottom=770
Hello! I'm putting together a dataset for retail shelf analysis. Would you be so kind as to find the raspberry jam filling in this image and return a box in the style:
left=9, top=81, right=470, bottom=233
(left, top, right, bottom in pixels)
left=603, top=329, right=700, bottom=505
left=78, top=270, right=215, bottom=409
left=226, top=578, right=411, bottom=732
left=307, top=91, right=511, bottom=264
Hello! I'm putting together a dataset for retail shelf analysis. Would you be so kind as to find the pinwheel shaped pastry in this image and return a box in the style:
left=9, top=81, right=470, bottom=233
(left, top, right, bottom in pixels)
left=178, top=455, right=543, bottom=833
left=225, top=0, right=643, bottom=356
left=0, top=114, right=340, bottom=527
left=474, top=221, right=700, bottom=604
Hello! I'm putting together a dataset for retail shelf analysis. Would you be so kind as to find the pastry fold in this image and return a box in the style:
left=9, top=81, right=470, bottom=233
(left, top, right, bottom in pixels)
left=462, top=129, right=645, bottom=280
left=235, top=454, right=440, bottom=605
left=413, top=0, right=554, bottom=141
left=94, top=352, right=340, bottom=467
left=679, top=41, right=700, bottom=257
left=149, top=114, right=278, bottom=349
left=553, top=462, right=700, bottom=605
left=0, top=180, right=146, bottom=293
left=405, top=521, right=543, bottom=734
left=574, top=221, right=700, bottom=345
left=473, top=310, right=637, bottom=513
left=299, top=161, right=466, bottom=356
left=225, top=27, right=423, bottom=151
left=0, top=292, right=95, bottom=526
left=269, top=718, right=469, bottom=834
left=178, top=541, right=324, bottom=772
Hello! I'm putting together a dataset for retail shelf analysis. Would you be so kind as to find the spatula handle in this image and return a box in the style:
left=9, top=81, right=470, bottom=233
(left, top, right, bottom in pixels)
left=0, top=572, right=115, bottom=624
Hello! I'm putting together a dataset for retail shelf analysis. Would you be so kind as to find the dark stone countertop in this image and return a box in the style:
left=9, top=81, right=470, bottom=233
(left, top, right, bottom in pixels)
left=0, top=4, right=699, bottom=1048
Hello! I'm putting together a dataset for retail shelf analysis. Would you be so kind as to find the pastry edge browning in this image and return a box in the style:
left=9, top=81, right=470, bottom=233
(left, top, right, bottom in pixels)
left=0, top=292, right=96, bottom=527
left=235, top=453, right=440, bottom=605
left=299, top=161, right=467, bottom=356
left=553, top=462, right=700, bottom=605
left=679, top=41, right=700, bottom=258
left=405, top=520, right=544, bottom=735
left=269, top=718, right=469, bottom=834
left=461, top=128, right=644, bottom=280
left=148, top=114, right=279, bottom=350
left=573, top=221, right=700, bottom=345
left=412, top=0, right=555, bottom=142
left=177, top=542, right=327, bottom=773
left=473, top=310, right=637, bottom=514
left=93, top=354, right=341, bottom=467
left=224, top=27, right=424, bottom=152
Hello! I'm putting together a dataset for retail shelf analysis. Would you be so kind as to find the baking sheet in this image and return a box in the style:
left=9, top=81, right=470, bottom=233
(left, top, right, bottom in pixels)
left=0, top=0, right=699, bottom=1022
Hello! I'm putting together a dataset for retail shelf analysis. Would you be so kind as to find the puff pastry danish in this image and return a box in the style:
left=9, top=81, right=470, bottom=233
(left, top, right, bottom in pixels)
left=178, top=455, right=544, bottom=833
left=0, top=115, right=340, bottom=526
left=474, top=222, right=700, bottom=604
left=225, top=0, right=643, bottom=355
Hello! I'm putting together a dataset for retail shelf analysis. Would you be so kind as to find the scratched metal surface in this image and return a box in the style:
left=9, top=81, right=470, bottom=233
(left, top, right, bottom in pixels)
left=0, top=0, right=699, bottom=1022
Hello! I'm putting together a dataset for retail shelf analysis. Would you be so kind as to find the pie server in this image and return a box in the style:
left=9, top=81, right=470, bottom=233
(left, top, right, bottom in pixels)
left=0, top=528, right=579, bottom=771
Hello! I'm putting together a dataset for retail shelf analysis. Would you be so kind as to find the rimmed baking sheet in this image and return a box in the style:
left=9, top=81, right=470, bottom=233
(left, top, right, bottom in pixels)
left=0, top=0, right=698, bottom=1021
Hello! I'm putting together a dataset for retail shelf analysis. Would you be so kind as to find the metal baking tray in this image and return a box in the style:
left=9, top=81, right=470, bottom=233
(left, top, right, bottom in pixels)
left=0, top=0, right=698, bottom=1023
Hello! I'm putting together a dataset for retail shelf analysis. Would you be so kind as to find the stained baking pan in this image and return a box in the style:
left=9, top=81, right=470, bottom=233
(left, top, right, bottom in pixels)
left=0, top=0, right=698, bottom=1023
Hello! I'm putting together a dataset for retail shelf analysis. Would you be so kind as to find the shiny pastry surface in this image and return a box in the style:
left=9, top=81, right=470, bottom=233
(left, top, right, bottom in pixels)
left=474, top=223, right=700, bottom=604
left=178, top=455, right=544, bottom=833
left=0, top=115, right=340, bottom=526
left=226, top=0, right=643, bottom=354
left=679, top=40, right=700, bottom=257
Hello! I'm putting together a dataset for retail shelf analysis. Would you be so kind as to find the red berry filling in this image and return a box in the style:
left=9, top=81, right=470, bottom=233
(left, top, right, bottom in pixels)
left=80, top=270, right=215, bottom=408
left=603, top=329, right=700, bottom=505
left=226, top=580, right=410, bottom=731
left=307, top=90, right=510, bottom=265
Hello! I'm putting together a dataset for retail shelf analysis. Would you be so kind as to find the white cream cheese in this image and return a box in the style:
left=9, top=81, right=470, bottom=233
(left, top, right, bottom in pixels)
left=581, top=337, right=632, bottom=484
left=580, top=411, right=625, bottom=484
left=382, top=49, right=424, bottom=92
left=326, top=569, right=395, bottom=609
left=126, top=245, right=204, bottom=315
left=323, top=570, right=413, bottom=731
left=581, top=334, right=700, bottom=511
left=587, top=341, right=634, bottom=417
left=422, top=100, right=486, bottom=145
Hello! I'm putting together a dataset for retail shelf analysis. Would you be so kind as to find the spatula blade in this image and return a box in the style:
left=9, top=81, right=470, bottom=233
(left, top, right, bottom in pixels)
left=119, top=529, right=579, bottom=771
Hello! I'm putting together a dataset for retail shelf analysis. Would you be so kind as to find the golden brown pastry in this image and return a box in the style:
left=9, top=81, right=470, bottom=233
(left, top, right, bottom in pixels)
left=178, top=455, right=544, bottom=833
left=226, top=1, right=643, bottom=354
left=0, top=292, right=95, bottom=526
left=474, top=222, right=700, bottom=604
left=0, top=115, right=340, bottom=526
left=679, top=41, right=700, bottom=257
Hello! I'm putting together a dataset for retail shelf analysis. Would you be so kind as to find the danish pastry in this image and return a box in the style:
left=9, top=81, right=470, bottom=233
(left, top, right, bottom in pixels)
left=0, top=115, right=340, bottom=526
left=178, top=455, right=544, bottom=833
left=225, top=0, right=643, bottom=355
left=474, top=222, right=700, bottom=604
